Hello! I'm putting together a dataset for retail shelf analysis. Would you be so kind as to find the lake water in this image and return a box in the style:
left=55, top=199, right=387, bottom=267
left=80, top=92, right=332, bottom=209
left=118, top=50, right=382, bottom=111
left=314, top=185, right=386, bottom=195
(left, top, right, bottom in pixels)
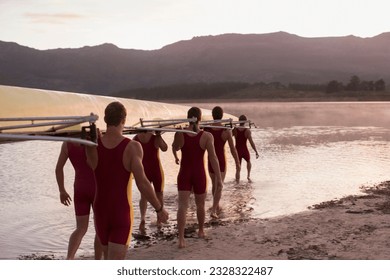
left=1, top=101, right=390, bottom=259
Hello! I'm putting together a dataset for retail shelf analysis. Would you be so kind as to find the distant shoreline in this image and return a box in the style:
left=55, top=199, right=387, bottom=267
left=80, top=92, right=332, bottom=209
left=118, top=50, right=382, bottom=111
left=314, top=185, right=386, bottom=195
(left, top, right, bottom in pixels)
left=166, top=97, right=390, bottom=104
left=139, top=94, right=390, bottom=104
left=117, top=89, right=390, bottom=103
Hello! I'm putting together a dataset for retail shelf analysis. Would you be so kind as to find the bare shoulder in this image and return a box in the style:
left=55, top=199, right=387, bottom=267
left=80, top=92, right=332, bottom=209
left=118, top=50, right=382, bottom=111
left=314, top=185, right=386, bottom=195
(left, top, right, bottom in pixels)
left=201, top=130, right=213, bottom=140
left=200, top=130, right=213, bottom=148
left=174, top=131, right=184, bottom=139
left=172, top=131, right=184, bottom=146
left=128, top=139, right=142, bottom=152
left=121, top=140, right=141, bottom=162
left=123, top=139, right=142, bottom=171
left=61, top=141, right=68, bottom=152
left=222, top=129, right=233, bottom=139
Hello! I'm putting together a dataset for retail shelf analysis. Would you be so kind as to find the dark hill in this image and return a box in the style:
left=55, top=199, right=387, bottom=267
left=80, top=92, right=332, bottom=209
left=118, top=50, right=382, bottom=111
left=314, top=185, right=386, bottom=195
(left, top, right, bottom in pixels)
left=0, top=32, right=389, bottom=95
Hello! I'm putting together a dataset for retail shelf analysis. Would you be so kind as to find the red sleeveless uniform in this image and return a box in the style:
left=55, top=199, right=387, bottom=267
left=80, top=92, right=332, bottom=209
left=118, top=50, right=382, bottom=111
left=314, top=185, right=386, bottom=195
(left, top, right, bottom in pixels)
left=177, top=131, right=207, bottom=194
left=93, top=137, right=133, bottom=246
left=234, top=128, right=250, bottom=163
left=67, top=143, right=96, bottom=216
left=204, top=128, right=226, bottom=173
left=133, top=134, right=164, bottom=193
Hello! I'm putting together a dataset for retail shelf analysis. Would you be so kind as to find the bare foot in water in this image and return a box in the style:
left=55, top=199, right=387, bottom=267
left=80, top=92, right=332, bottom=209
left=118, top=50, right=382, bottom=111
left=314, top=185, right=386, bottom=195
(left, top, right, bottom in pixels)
left=210, top=211, right=219, bottom=219
left=198, top=229, right=205, bottom=239
left=198, top=230, right=212, bottom=241
left=210, top=205, right=223, bottom=219
left=178, top=238, right=186, bottom=249
left=139, top=220, right=146, bottom=235
left=156, top=220, right=162, bottom=230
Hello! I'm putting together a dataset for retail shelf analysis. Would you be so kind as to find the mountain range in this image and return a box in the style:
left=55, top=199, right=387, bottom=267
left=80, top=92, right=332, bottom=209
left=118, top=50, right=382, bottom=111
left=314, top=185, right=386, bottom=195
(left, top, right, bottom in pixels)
left=1, top=31, right=389, bottom=95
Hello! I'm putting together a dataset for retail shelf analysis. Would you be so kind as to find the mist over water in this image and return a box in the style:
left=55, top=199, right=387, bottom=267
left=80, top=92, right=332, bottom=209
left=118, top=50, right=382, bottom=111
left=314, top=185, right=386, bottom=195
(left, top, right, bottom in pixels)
left=192, top=101, right=390, bottom=128
left=2, top=101, right=390, bottom=259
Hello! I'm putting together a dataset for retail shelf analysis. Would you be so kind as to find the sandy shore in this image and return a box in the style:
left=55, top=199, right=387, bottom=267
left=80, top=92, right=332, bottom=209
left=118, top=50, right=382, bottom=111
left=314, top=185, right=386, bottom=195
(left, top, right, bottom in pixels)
left=126, top=181, right=390, bottom=260
left=19, top=182, right=390, bottom=260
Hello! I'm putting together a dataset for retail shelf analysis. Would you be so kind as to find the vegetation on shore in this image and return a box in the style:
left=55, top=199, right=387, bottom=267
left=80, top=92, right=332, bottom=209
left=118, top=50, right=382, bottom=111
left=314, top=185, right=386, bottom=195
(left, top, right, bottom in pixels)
left=112, top=75, right=389, bottom=102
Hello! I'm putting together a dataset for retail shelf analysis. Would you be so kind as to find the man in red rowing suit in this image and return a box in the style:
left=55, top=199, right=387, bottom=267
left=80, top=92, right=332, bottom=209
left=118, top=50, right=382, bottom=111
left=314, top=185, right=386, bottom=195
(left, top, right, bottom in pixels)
left=233, top=115, right=259, bottom=182
left=86, top=101, right=168, bottom=260
left=55, top=142, right=102, bottom=260
left=133, top=131, right=167, bottom=234
left=203, top=106, right=240, bottom=218
left=172, top=107, right=223, bottom=248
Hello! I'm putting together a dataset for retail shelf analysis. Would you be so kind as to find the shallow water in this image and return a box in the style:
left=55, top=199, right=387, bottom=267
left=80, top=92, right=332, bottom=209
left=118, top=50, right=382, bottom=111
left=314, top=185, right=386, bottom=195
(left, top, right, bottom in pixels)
left=1, top=101, right=390, bottom=259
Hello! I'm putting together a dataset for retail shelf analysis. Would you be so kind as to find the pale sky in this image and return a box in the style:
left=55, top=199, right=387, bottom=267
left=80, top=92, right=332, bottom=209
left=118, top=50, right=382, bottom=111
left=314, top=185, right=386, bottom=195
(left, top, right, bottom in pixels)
left=1, top=0, right=389, bottom=50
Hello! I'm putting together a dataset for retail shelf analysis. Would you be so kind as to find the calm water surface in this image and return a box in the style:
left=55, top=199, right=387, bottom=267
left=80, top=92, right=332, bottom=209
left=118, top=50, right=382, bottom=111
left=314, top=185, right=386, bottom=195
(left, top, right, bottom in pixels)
left=1, top=101, right=390, bottom=259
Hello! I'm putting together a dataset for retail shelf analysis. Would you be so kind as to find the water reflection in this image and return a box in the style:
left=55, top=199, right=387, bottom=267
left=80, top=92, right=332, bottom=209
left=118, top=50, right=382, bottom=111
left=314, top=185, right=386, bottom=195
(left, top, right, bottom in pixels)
left=248, top=126, right=390, bottom=219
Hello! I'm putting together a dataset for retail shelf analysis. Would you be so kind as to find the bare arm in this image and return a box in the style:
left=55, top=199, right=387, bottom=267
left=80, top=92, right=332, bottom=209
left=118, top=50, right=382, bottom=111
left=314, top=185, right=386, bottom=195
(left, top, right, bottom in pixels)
left=205, top=133, right=223, bottom=183
left=172, top=149, right=180, bottom=165
left=226, top=130, right=240, bottom=169
left=246, top=129, right=259, bottom=159
left=172, top=132, right=183, bottom=165
left=128, top=142, right=169, bottom=222
left=155, top=133, right=168, bottom=152
left=55, top=142, right=71, bottom=206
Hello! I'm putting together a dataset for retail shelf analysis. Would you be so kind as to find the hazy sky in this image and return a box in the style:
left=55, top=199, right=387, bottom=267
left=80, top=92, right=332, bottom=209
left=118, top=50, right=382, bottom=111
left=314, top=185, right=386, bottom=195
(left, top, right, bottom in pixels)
left=1, top=0, right=389, bottom=50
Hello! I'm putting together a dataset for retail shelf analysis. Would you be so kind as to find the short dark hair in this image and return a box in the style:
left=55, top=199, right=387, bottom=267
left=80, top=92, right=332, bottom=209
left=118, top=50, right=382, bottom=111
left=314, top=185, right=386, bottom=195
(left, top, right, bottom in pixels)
left=239, top=114, right=247, bottom=121
left=187, top=107, right=202, bottom=123
left=212, top=106, right=223, bottom=120
left=238, top=114, right=247, bottom=126
left=104, top=101, right=127, bottom=126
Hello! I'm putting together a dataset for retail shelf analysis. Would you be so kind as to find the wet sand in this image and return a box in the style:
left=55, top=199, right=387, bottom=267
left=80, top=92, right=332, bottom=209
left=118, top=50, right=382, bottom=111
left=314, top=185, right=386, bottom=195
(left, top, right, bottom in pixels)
left=126, top=181, right=390, bottom=260
left=18, top=181, right=390, bottom=260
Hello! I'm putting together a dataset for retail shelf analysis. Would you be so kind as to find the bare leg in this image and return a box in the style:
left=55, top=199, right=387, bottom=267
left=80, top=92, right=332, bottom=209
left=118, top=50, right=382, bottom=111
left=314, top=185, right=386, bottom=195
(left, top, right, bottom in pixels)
left=236, top=159, right=242, bottom=183
left=195, top=193, right=206, bottom=238
left=94, top=234, right=103, bottom=260
left=67, top=215, right=89, bottom=260
left=155, top=191, right=164, bottom=228
left=107, top=242, right=129, bottom=260
left=177, top=191, right=190, bottom=248
left=101, top=244, right=109, bottom=260
left=210, top=172, right=225, bottom=218
left=209, top=173, right=217, bottom=196
left=139, top=194, right=147, bottom=235
left=247, top=160, right=252, bottom=181
left=209, top=173, right=218, bottom=218
left=235, top=169, right=240, bottom=183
